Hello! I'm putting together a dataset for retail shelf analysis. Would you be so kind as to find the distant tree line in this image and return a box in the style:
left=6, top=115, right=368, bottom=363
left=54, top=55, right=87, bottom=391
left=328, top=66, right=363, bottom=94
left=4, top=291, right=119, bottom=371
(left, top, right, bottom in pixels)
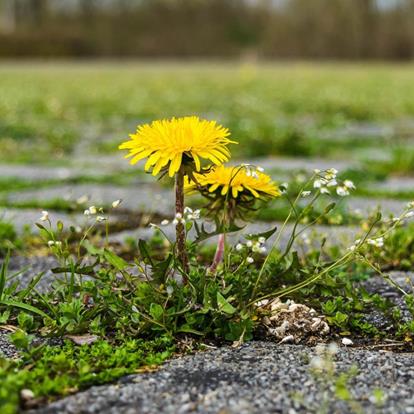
left=0, top=0, right=413, bottom=60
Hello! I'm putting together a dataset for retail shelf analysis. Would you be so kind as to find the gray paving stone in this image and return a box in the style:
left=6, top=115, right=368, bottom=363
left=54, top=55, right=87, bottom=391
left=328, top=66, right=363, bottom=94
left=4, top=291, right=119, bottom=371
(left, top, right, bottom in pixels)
left=30, top=341, right=414, bottom=414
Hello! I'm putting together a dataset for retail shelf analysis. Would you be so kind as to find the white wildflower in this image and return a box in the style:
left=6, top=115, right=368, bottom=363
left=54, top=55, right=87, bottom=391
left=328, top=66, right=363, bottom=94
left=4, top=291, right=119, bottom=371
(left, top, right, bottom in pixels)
left=112, top=199, right=122, bottom=208
left=336, top=186, right=350, bottom=197
left=175, top=213, right=182, bottom=219
left=301, top=190, right=311, bottom=198
left=184, top=207, right=193, bottom=214
left=327, top=342, right=339, bottom=355
left=313, top=179, right=323, bottom=189
left=161, top=219, right=170, bottom=226
left=320, top=187, right=330, bottom=195
left=310, top=356, right=325, bottom=370
left=246, top=257, right=254, bottom=264
left=40, top=211, right=49, bottom=222
left=88, top=206, right=97, bottom=215
left=47, top=240, right=55, bottom=247
left=235, top=243, right=244, bottom=251
left=344, top=180, right=356, bottom=190
left=259, top=246, right=267, bottom=254
left=166, top=285, right=174, bottom=296
left=96, top=216, right=107, bottom=222
left=258, top=236, right=266, bottom=244
left=246, top=240, right=253, bottom=248
left=257, top=166, right=264, bottom=172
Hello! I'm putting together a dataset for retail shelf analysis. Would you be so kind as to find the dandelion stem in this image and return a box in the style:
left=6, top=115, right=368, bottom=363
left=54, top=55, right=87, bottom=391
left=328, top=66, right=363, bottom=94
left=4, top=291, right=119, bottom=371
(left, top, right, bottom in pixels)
left=175, top=167, right=189, bottom=277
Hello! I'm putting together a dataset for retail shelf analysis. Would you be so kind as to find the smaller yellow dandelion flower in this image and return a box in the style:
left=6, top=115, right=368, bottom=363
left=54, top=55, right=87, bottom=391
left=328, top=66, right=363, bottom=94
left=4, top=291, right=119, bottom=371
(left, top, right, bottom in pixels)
left=187, top=165, right=281, bottom=200
left=119, top=116, right=236, bottom=177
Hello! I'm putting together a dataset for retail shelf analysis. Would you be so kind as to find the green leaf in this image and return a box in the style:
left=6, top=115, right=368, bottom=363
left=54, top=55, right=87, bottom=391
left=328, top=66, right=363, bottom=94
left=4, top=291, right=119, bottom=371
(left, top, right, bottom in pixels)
left=246, top=225, right=277, bottom=241
left=0, top=299, right=51, bottom=320
left=103, top=249, right=128, bottom=271
left=138, top=239, right=154, bottom=266
left=0, top=250, right=9, bottom=300
left=216, top=292, right=236, bottom=315
left=149, top=303, right=164, bottom=321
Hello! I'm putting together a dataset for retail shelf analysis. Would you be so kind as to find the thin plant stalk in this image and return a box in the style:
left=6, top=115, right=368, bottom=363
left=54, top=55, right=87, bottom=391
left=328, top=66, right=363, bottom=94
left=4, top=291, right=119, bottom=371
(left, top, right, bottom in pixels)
left=175, top=166, right=189, bottom=276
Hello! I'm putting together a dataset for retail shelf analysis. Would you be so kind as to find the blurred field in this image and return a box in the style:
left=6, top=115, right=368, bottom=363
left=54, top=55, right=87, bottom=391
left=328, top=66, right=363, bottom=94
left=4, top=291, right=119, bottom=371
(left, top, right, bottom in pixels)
left=1, top=61, right=414, bottom=164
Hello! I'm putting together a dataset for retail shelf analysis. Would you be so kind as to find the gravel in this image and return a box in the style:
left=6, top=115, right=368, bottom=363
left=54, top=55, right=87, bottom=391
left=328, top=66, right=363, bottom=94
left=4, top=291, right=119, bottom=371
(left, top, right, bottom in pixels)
left=30, top=341, right=414, bottom=414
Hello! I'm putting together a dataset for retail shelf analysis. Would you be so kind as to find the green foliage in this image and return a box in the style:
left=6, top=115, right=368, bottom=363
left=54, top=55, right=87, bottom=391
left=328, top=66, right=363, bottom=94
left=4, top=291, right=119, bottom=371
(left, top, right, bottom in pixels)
left=0, top=221, right=19, bottom=256
left=2, top=64, right=414, bottom=162
left=0, top=333, right=174, bottom=414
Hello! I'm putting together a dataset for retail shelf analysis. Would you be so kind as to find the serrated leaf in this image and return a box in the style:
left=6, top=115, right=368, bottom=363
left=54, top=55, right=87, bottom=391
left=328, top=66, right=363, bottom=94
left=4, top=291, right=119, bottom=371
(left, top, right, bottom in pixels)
left=245, top=225, right=278, bottom=241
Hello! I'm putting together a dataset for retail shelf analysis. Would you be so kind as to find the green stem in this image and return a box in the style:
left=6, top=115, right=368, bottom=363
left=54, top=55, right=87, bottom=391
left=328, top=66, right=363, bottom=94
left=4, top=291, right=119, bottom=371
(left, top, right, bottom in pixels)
left=175, top=167, right=189, bottom=278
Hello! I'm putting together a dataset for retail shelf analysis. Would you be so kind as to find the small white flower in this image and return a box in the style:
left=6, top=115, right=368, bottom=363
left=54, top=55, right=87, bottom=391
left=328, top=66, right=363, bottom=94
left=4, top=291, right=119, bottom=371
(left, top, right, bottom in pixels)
left=313, top=179, right=322, bottom=189
left=166, top=285, right=174, bottom=296
left=172, top=219, right=179, bottom=226
left=257, top=166, right=264, bottom=172
left=187, top=214, right=194, bottom=220
left=252, top=243, right=261, bottom=253
left=112, top=199, right=122, bottom=208
left=88, top=206, right=97, bottom=215
left=348, top=245, right=357, bottom=252
left=301, top=191, right=311, bottom=198
left=96, top=216, right=107, bottom=222
left=344, top=180, right=356, bottom=190
left=310, top=356, right=325, bottom=370
left=327, top=342, right=339, bottom=355
left=192, top=209, right=201, bottom=219
left=47, top=240, right=55, bottom=247
left=367, top=237, right=384, bottom=248
left=40, top=211, right=49, bottom=222
left=161, top=219, right=170, bottom=226
left=246, top=257, right=254, bottom=264
left=327, top=179, right=338, bottom=187
left=184, top=207, right=193, bottom=214
left=175, top=213, right=182, bottom=219
left=55, top=241, right=62, bottom=247
left=320, top=187, right=330, bottom=195
left=313, top=168, right=321, bottom=174
left=336, top=186, right=350, bottom=197
left=259, top=246, right=267, bottom=254
left=405, top=211, right=414, bottom=218
left=341, top=337, right=353, bottom=346
left=408, top=201, right=414, bottom=209
left=235, top=243, right=244, bottom=251
left=84, top=209, right=91, bottom=216
left=246, top=240, right=253, bottom=248
left=258, top=236, right=266, bottom=244
left=327, top=168, right=338, bottom=176
left=149, top=222, right=158, bottom=228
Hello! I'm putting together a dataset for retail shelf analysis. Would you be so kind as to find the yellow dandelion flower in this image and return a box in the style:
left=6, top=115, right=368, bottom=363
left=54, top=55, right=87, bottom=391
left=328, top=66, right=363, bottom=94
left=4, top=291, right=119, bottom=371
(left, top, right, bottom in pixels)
left=119, top=116, right=236, bottom=177
left=187, top=165, right=281, bottom=200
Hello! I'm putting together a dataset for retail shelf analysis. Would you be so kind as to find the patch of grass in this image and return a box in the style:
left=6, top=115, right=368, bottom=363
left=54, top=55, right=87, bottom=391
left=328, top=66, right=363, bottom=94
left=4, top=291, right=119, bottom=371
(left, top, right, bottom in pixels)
left=0, top=221, right=19, bottom=256
left=1, top=63, right=414, bottom=162
left=0, top=333, right=174, bottom=414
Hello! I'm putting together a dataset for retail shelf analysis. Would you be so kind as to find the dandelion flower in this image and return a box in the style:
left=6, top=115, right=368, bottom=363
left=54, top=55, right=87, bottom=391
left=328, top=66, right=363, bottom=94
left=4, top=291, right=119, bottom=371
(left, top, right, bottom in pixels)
left=187, top=165, right=280, bottom=199
left=119, top=116, right=236, bottom=177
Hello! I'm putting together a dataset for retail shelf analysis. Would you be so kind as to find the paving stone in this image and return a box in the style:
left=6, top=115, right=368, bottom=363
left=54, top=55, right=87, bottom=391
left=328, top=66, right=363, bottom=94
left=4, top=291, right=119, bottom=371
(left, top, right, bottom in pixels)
left=30, top=341, right=414, bottom=414
left=373, top=177, right=414, bottom=192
